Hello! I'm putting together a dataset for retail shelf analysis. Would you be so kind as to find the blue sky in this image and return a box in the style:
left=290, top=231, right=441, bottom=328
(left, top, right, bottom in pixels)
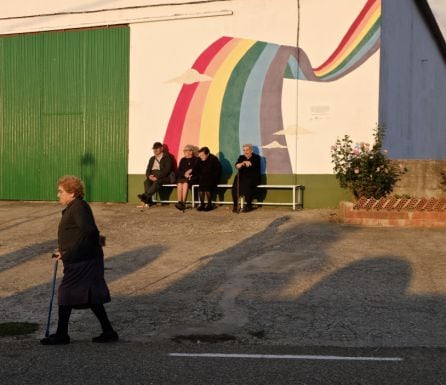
left=428, top=0, right=446, bottom=39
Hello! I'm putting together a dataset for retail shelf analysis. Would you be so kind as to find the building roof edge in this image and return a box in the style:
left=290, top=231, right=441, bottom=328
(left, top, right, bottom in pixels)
left=414, top=0, right=446, bottom=64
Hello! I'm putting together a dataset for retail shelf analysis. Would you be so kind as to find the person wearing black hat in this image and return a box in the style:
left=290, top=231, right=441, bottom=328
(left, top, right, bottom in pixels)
left=137, top=142, right=173, bottom=207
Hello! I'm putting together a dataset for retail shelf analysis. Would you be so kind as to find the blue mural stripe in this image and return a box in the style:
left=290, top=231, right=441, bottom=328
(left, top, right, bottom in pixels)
left=285, top=55, right=307, bottom=80
left=239, top=43, right=280, bottom=163
left=322, top=27, right=380, bottom=81
left=219, top=41, right=267, bottom=174
left=320, top=21, right=380, bottom=81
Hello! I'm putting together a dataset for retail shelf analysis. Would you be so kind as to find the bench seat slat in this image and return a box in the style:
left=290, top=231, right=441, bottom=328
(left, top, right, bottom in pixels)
left=155, top=183, right=303, bottom=210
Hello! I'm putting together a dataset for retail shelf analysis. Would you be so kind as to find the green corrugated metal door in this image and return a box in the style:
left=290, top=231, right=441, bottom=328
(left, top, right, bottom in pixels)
left=1, top=34, right=43, bottom=199
left=0, top=27, right=129, bottom=202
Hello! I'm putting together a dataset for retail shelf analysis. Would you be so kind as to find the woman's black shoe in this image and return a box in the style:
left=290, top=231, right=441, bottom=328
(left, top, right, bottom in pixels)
left=204, top=204, right=214, bottom=211
left=40, top=333, right=70, bottom=345
left=197, top=205, right=206, bottom=211
left=175, top=202, right=185, bottom=211
left=242, top=205, right=253, bottom=212
left=92, top=331, right=119, bottom=343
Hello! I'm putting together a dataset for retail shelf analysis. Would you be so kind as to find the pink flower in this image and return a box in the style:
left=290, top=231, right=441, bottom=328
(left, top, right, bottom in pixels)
left=354, top=168, right=360, bottom=174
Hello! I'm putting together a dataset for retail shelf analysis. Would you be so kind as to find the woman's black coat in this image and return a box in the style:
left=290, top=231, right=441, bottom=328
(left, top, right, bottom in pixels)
left=234, top=152, right=261, bottom=195
left=193, top=154, right=222, bottom=191
left=176, top=156, right=199, bottom=185
left=57, top=198, right=110, bottom=307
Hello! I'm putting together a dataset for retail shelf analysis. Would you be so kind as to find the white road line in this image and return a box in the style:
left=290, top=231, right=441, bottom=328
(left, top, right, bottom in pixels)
left=169, top=353, right=403, bottom=362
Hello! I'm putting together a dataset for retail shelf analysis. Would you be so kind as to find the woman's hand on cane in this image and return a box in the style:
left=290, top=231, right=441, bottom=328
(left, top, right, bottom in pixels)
left=52, top=250, right=62, bottom=260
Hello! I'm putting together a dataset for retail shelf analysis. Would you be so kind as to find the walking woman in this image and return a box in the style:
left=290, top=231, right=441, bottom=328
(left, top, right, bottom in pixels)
left=40, top=175, right=118, bottom=345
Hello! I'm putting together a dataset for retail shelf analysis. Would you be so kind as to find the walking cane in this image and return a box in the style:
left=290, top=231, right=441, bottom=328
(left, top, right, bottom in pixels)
left=236, top=171, right=240, bottom=213
left=44, top=257, right=59, bottom=338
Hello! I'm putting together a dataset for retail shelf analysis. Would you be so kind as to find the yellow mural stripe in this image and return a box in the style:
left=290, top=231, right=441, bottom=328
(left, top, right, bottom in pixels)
left=314, top=3, right=380, bottom=77
left=199, top=39, right=256, bottom=152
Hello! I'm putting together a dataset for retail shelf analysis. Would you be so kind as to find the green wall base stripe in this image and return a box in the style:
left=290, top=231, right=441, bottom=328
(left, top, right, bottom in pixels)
left=128, top=174, right=352, bottom=209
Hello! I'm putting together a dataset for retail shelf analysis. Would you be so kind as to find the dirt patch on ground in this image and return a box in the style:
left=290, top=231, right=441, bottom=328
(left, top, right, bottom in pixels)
left=1, top=201, right=446, bottom=347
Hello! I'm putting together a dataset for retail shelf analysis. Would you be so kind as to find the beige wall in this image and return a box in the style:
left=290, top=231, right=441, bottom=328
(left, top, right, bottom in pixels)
left=128, top=0, right=301, bottom=173
left=0, top=0, right=380, bottom=176
left=128, top=0, right=380, bottom=174
left=290, top=0, right=379, bottom=174
left=0, top=1, right=232, bottom=34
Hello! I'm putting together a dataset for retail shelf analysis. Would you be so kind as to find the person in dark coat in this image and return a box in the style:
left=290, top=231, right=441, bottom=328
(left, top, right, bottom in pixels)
left=137, top=142, right=173, bottom=207
left=232, top=144, right=261, bottom=213
left=193, top=146, right=221, bottom=211
left=40, top=175, right=118, bottom=345
left=174, top=144, right=199, bottom=211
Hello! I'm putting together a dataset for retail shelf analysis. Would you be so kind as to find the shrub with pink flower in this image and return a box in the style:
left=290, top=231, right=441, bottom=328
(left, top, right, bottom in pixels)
left=331, top=126, right=405, bottom=199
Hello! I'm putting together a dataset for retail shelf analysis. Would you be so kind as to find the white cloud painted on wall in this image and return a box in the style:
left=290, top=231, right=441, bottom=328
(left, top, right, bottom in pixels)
left=274, top=125, right=313, bottom=136
left=166, top=68, right=212, bottom=84
left=262, top=141, right=288, bottom=149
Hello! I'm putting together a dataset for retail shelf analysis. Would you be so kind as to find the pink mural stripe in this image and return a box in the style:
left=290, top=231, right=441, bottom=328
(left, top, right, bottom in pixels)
left=319, top=2, right=378, bottom=74
left=164, top=84, right=197, bottom=156
left=179, top=82, right=211, bottom=150
left=313, top=0, right=378, bottom=72
left=179, top=38, right=242, bottom=154
left=192, top=36, right=234, bottom=73
left=164, top=36, right=233, bottom=156
left=325, top=38, right=380, bottom=82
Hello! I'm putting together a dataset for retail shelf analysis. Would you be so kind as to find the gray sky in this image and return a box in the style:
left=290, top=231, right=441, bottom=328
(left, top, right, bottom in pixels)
left=428, top=0, right=446, bottom=39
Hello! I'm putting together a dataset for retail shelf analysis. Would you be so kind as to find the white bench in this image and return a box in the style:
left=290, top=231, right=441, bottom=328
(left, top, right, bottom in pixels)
left=152, top=184, right=190, bottom=205
left=154, top=183, right=304, bottom=210
left=191, top=184, right=304, bottom=210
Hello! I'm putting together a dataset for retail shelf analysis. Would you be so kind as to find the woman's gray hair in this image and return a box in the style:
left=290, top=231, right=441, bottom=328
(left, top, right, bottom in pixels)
left=242, top=144, right=253, bottom=150
left=183, top=144, right=195, bottom=151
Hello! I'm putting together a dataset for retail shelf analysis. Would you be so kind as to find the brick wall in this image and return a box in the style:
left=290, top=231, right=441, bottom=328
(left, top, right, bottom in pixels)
left=339, top=199, right=446, bottom=227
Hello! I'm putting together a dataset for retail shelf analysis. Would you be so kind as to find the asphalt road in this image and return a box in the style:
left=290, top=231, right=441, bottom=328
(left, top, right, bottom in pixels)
left=1, top=340, right=445, bottom=385
left=2, top=201, right=446, bottom=384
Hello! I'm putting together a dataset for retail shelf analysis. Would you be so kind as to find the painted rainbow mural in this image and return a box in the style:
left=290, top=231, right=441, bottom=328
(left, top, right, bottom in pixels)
left=164, top=0, right=381, bottom=175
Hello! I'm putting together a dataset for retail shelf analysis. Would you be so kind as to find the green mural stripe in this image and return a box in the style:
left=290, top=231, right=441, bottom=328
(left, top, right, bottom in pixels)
left=319, top=18, right=380, bottom=80
left=219, top=41, right=267, bottom=176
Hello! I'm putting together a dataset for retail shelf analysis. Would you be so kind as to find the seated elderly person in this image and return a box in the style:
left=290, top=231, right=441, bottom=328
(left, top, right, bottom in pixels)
left=137, top=142, right=173, bottom=207
left=193, top=147, right=221, bottom=211
left=175, top=144, right=199, bottom=211
left=232, top=144, right=261, bottom=213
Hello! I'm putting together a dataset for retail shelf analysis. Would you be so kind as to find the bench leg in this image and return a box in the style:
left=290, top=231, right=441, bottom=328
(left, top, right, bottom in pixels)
left=292, top=188, right=296, bottom=211
left=192, top=185, right=196, bottom=208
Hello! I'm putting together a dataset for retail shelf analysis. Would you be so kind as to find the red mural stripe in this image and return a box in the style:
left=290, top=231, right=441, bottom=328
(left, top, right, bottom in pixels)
left=163, top=36, right=233, bottom=155
left=192, top=36, right=233, bottom=72
left=313, top=0, right=377, bottom=72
